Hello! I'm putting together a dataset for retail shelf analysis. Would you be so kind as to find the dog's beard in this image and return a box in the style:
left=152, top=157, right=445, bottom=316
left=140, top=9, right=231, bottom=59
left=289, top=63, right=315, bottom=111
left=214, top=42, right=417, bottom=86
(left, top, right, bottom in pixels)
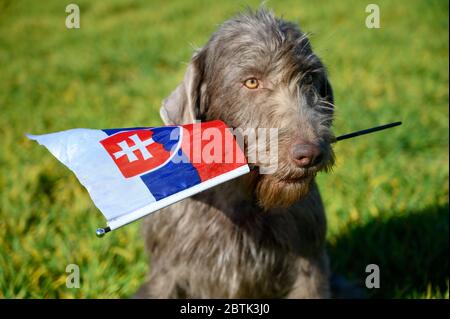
left=244, top=151, right=335, bottom=210
left=256, top=174, right=314, bottom=209
left=243, top=172, right=314, bottom=210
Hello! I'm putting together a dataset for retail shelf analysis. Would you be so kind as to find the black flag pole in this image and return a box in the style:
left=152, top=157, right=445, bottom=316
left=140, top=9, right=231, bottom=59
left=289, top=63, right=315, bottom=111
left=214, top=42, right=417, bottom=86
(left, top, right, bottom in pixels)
left=334, top=121, right=402, bottom=142
left=96, top=227, right=111, bottom=237
left=95, top=121, right=402, bottom=237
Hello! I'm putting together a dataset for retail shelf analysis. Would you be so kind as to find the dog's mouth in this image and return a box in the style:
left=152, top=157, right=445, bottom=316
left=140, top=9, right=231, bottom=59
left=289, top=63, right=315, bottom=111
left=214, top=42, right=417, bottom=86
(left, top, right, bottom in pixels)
left=248, top=165, right=316, bottom=186
left=249, top=164, right=321, bottom=183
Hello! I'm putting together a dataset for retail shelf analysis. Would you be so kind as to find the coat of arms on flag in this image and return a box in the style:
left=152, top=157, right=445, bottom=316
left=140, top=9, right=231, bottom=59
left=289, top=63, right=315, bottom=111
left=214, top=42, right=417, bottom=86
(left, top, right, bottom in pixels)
left=28, top=120, right=249, bottom=236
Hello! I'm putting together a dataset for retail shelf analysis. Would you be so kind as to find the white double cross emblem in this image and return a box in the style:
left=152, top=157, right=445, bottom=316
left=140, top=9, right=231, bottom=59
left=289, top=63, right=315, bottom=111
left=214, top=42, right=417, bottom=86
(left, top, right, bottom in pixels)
left=113, top=134, right=155, bottom=162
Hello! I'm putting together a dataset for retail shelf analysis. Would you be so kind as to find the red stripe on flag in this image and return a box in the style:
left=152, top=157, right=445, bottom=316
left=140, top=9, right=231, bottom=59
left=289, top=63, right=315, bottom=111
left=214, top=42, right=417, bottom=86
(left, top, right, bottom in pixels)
left=180, top=120, right=247, bottom=182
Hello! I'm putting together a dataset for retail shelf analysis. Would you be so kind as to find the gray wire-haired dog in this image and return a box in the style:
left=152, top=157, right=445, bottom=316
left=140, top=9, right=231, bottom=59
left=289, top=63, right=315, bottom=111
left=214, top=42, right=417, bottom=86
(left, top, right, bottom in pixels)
left=136, top=8, right=336, bottom=298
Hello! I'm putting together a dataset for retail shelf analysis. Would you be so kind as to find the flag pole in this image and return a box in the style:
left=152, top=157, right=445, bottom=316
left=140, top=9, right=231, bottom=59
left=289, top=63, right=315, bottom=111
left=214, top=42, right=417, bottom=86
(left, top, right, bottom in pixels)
left=334, top=121, right=402, bottom=142
left=96, top=227, right=111, bottom=238
left=95, top=122, right=401, bottom=237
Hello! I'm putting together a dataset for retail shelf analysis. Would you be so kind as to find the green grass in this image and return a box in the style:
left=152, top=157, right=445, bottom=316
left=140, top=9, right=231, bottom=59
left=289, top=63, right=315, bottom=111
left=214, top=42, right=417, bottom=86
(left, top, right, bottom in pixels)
left=0, top=0, right=448, bottom=298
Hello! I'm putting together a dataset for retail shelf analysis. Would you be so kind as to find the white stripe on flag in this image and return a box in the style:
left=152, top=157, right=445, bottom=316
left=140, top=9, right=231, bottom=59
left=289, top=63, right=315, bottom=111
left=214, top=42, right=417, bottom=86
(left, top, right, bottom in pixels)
left=28, top=129, right=156, bottom=221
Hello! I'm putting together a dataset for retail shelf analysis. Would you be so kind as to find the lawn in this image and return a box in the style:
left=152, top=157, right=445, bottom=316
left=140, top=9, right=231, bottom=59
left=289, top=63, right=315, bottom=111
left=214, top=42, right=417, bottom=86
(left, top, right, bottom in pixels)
left=0, top=0, right=448, bottom=298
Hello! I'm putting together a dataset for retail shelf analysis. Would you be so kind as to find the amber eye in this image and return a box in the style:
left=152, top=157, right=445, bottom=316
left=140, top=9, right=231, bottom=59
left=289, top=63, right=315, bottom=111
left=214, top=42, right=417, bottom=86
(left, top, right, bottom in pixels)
left=244, top=78, right=259, bottom=89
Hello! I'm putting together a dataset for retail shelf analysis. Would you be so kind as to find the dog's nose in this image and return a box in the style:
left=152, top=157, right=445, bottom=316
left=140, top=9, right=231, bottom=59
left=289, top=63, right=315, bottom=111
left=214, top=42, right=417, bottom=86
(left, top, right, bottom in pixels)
left=291, top=143, right=323, bottom=168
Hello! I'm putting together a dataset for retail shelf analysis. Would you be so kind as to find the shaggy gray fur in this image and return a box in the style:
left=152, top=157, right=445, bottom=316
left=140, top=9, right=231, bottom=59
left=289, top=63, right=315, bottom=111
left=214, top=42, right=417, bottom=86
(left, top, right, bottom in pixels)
left=136, top=8, right=336, bottom=298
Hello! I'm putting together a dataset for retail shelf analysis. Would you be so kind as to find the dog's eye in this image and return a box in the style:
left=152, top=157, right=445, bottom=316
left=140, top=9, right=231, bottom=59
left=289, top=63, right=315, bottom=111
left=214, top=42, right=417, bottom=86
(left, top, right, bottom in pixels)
left=244, top=78, right=259, bottom=89
left=303, top=74, right=313, bottom=85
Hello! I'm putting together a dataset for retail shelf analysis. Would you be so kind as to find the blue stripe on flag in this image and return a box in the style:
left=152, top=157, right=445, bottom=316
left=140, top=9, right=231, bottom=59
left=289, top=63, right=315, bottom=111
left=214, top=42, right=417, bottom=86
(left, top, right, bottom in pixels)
left=102, top=127, right=149, bottom=135
left=140, top=150, right=201, bottom=201
left=151, top=127, right=180, bottom=152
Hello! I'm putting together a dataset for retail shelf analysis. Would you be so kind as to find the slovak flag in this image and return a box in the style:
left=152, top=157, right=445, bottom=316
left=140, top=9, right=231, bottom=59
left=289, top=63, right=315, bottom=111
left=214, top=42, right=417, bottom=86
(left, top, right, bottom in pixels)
left=28, top=120, right=249, bottom=235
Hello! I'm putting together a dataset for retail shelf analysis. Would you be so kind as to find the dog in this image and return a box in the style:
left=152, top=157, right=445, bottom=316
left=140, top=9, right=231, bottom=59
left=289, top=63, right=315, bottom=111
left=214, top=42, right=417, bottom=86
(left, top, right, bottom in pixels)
left=135, top=8, right=336, bottom=298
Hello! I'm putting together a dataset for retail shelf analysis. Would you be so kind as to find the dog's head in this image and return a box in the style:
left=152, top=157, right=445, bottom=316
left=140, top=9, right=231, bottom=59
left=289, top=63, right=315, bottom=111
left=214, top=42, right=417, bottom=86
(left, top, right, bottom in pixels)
left=160, top=9, right=335, bottom=209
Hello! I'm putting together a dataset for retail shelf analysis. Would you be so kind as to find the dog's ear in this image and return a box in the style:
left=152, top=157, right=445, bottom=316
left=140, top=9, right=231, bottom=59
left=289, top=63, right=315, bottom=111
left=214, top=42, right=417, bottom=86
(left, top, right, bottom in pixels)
left=160, top=50, right=206, bottom=125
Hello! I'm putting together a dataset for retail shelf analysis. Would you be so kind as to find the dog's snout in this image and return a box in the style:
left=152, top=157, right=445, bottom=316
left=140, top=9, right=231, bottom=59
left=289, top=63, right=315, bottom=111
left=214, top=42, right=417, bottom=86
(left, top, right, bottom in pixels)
left=291, top=143, right=323, bottom=168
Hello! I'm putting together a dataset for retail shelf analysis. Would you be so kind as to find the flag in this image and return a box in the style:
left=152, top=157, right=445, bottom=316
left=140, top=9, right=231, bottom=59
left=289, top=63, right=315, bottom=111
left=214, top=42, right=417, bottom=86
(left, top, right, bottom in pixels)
left=28, top=120, right=249, bottom=234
